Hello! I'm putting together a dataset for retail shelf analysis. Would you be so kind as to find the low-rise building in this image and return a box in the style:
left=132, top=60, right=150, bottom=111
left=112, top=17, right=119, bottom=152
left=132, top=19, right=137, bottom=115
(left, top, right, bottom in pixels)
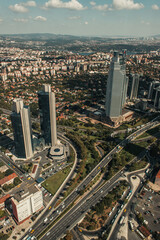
left=155, top=170, right=160, bottom=187
left=11, top=185, right=43, bottom=224
left=0, top=173, right=17, bottom=186
left=0, top=194, right=10, bottom=209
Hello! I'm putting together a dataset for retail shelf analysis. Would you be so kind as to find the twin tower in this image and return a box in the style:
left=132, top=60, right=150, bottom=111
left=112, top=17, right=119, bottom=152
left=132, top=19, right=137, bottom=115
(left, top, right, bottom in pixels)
left=11, top=84, right=57, bottom=159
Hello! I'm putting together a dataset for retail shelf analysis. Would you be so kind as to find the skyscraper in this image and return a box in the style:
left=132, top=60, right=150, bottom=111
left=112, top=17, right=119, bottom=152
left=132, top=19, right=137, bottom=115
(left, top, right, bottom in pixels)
left=128, top=74, right=140, bottom=100
left=154, top=86, right=160, bottom=110
left=148, top=81, right=160, bottom=100
left=105, top=52, right=128, bottom=120
left=11, top=99, right=33, bottom=159
left=38, top=84, right=57, bottom=146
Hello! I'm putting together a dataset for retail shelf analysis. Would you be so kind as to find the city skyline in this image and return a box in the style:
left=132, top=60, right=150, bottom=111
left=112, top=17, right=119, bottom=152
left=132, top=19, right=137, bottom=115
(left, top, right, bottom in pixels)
left=0, top=0, right=159, bottom=37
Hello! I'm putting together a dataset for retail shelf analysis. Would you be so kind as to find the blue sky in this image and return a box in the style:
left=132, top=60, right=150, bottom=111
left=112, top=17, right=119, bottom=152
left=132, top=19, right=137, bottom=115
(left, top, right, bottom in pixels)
left=0, top=0, right=160, bottom=36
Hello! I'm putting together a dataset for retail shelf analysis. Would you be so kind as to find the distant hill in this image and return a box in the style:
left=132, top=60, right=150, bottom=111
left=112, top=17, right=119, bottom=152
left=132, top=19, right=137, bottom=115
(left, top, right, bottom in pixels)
left=0, top=33, right=106, bottom=41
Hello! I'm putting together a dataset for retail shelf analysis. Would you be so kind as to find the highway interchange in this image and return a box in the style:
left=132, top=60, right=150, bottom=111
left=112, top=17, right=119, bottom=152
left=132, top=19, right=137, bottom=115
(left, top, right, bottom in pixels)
left=19, top=117, right=160, bottom=240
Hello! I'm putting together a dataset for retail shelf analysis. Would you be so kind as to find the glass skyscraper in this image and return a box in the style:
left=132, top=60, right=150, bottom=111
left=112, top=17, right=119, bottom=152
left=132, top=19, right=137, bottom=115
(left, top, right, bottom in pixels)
left=11, top=99, right=33, bottom=159
left=105, top=52, right=128, bottom=119
left=38, top=84, right=57, bottom=147
left=128, top=74, right=140, bottom=100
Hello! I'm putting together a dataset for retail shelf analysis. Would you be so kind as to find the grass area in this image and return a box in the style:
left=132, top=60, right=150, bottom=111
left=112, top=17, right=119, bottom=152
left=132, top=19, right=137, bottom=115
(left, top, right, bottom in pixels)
left=128, top=157, right=148, bottom=172
left=67, top=147, right=75, bottom=163
left=42, top=165, right=73, bottom=195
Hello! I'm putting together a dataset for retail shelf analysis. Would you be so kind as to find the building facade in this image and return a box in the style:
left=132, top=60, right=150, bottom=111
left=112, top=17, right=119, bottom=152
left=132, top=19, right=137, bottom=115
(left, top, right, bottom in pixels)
left=128, top=74, right=140, bottom=100
left=11, top=99, right=33, bottom=159
left=38, top=84, right=57, bottom=146
left=154, top=86, right=160, bottom=110
left=11, top=186, right=43, bottom=224
left=105, top=52, right=128, bottom=121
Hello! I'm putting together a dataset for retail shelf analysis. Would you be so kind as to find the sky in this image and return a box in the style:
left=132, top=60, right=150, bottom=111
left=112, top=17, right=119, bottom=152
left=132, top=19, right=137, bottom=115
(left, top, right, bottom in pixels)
left=0, top=0, right=160, bottom=37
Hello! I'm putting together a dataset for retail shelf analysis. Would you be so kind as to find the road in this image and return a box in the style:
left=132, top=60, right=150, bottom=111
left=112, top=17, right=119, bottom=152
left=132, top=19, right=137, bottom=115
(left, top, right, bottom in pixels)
left=20, top=118, right=160, bottom=240
left=40, top=171, right=122, bottom=240
left=0, top=151, right=25, bottom=177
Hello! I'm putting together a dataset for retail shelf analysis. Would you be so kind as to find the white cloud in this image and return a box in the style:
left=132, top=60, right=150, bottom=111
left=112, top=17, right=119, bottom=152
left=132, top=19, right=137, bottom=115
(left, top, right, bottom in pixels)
left=141, top=20, right=150, bottom=25
left=34, top=16, right=47, bottom=21
left=152, top=4, right=159, bottom=10
left=93, top=4, right=109, bottom=11
left=68, top=16, right=81, bottom=20
left=24, top=1, right=37, bottom=7
left=84, top=21, right=88, bottom=25
left=90, top=1, right=96, bottom=6
left=113, top=0, right=144, bottom=10
left=9, top=4, right=28, bottom=13
left=0, top=18, right=3, bottom=23
left=14, top=18, right=29, bottom=22
left=9, top=2, right=36, bottom=13
left=45, top=0, right=87, bottom=10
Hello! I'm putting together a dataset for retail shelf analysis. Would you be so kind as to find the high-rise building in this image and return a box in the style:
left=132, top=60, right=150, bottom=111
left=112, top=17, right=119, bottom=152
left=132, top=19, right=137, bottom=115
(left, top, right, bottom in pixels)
left=154, top=86, right=160, bottom=110
left=11, top=185, right=43, bottom=224
left=38, top=84, right=57, bottom=146
left=128, top=74, right=140, bottom=100
left=148, top=81, right=160, bottom=100
left=11, top=99, right=33, bottom=159
left=105, top=52, right=128, bottom=120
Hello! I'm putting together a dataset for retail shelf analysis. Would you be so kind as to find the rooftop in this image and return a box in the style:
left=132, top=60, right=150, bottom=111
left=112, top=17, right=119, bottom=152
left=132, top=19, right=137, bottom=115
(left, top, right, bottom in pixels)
left=0, top=173, right=17, bottom=186
left=156, top=170, right=160, bottom=179
left=13, top=185, right=40, bottom=202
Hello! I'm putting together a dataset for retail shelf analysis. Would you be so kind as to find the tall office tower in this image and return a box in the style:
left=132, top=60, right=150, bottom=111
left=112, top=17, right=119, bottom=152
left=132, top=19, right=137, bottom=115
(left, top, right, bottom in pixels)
left=148, top=81, right=160, bottom=100
left=154, top=86, right=160, bottom=109
left=38, top=84, right=57, bottom=146
left=105, top=52, right=128, bottom=119
left=128, top=74, right=140, bottom=100
left=11, top=99, right=33, bottom=159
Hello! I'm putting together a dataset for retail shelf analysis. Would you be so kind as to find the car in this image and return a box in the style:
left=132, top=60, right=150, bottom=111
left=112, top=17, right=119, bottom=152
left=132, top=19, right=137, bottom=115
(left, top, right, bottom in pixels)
left=49, top=206, right=51, bottom=210
left=46, top=232, right=50, bottom=236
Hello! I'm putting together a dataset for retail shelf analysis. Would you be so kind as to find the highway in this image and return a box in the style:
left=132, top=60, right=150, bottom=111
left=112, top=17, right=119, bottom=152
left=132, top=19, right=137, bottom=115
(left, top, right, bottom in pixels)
left=18, top=117, right=160, bottom=239
left=41, top=171, right=122, bottom=240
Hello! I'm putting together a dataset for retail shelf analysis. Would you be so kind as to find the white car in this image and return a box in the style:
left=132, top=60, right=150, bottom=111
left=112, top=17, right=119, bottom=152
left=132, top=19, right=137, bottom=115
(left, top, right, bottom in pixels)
left=46, top=232, right=50, bottom=236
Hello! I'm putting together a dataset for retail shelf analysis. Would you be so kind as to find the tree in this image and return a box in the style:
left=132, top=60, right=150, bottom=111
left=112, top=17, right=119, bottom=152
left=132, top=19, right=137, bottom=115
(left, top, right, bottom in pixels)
left=5, top=169, right=14, bottom=176
left=13, top=177, right=21, bottom=186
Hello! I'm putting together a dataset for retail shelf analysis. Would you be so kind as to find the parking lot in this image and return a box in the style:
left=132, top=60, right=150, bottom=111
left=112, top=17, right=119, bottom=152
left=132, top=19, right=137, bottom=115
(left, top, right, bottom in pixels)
left=135, top=186, right=160, bottom=232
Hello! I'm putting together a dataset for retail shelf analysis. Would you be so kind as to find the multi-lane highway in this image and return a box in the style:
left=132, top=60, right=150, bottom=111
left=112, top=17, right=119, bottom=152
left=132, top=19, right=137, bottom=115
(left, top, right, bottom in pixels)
left=41, top=171, right=122, bottom=240
left=21, top=118, right=160, bottom=240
